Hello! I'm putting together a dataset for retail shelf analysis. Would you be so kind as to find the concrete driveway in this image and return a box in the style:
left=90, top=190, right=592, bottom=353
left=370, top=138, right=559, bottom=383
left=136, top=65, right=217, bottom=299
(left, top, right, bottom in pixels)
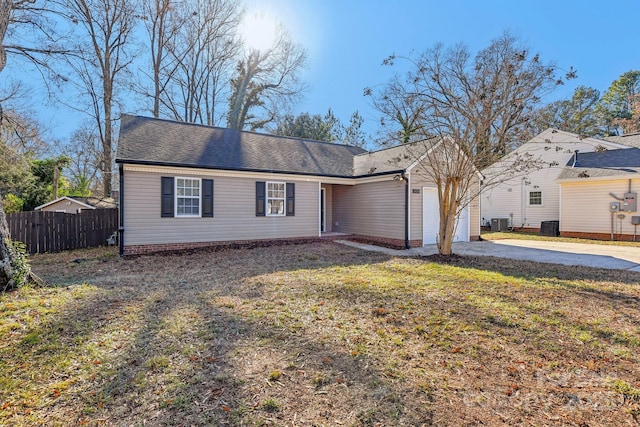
left=336, top=239, right=640, bottom=272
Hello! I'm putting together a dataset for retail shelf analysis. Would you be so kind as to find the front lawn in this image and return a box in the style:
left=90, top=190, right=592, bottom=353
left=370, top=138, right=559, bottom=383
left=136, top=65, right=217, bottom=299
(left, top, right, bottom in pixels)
left=2, top=242, right=640, bottom=425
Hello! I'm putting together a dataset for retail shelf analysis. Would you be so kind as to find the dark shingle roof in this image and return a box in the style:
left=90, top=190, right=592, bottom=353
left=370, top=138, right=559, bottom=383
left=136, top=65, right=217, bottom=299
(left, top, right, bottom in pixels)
left=116, top=115, right=367, bottom=177
left=557, top=148, right=640, bottom=180
left=353, top=140, right=438, bottom=176
left=604, top=133, right=640, bottom=148
left=75, top=197, right=117, bottom=209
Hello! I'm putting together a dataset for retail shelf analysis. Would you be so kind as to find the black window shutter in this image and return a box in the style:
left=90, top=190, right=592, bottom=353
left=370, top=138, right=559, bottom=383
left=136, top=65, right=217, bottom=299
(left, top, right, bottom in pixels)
left=256, top=181, right=266, bottom=216
left=286, top=182, right=295, bottom=216
left=161, top=176, right=174, bottom=217
left=202, top=179, right=214, bottom=217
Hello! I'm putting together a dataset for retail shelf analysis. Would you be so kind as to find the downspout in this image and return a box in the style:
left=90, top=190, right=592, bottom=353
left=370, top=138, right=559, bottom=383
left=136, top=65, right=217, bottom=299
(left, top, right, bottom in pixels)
left=118, top=163, right=124, bottom=256
left=404, top=172, right=410, bottom=249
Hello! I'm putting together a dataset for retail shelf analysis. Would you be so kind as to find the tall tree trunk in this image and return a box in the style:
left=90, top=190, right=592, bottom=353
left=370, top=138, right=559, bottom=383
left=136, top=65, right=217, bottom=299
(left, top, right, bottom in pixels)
left=0, top=2, right=15, bottom=289
left=0, top=197, right=12, bottom=289
left=437, top=177, right=460, bottom=256
left=228, top=50, right=258, bottom=130
left=0, top=1, right=45, bottom=290
left=103, top=91, right=112, bottom=197
left=0, top=197, right=44, bottom=290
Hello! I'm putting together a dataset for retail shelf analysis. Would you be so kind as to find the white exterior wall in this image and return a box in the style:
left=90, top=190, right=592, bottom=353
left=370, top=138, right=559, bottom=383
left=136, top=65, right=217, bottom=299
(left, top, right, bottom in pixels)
left=560, top=178, right=640, bottom=236
left=122, top=166, right=319, bottom=246
left=481, top=130, right=627, bottom=229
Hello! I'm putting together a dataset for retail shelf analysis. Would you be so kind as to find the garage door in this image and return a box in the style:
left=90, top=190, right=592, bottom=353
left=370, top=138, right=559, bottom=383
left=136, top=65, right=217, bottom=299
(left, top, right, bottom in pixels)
left=423, top=187, right=469, bottom=245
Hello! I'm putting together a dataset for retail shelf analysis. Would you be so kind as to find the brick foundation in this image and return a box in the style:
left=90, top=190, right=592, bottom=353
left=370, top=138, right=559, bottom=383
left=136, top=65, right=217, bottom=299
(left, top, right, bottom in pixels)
left=123, top=236, right=322, bottom=256
left=560, top=231, right=637, bottom=242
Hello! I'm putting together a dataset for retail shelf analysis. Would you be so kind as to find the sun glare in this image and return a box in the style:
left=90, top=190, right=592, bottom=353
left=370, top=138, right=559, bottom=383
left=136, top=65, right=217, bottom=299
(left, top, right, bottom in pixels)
left=240, top=11, right=278, bottom=52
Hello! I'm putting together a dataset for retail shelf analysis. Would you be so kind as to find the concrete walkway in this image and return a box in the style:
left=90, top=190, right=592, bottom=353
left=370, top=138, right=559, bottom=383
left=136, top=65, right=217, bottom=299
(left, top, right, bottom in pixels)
left=336, top=239, right=640, bottom=272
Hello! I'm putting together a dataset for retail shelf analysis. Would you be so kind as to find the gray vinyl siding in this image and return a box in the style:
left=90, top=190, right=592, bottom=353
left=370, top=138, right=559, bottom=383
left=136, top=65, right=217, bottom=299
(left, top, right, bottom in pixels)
left=332, top=180, right=404, bottom=239
left=123, top=170, right=319, bottom=246
left=321, top=184, right=333, bottom=232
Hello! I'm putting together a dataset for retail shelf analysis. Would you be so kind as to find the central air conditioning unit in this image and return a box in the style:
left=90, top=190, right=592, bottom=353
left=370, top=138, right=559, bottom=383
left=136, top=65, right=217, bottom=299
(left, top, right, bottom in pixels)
left=491, top=218, right=509, bottom=232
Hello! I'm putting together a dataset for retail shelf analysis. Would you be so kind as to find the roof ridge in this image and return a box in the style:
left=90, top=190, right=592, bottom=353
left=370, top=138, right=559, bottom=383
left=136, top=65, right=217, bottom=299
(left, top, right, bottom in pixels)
left=121, top=114, right=365, bottom=151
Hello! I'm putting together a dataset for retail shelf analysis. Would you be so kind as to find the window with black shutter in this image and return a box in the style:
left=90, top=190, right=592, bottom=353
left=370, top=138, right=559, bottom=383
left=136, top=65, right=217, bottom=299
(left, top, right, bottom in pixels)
left=202, top=179, right=214, bottom=217
left=256, top=181, right=266, bottom=216
left=161, top=176, right=174, bottom=217
left=286, top=182, right=295, bottom=216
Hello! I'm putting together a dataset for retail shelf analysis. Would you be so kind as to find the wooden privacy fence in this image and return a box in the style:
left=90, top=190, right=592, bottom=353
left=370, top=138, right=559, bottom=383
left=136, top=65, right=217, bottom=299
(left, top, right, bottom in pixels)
left=6, top=209, right=119, bottom=254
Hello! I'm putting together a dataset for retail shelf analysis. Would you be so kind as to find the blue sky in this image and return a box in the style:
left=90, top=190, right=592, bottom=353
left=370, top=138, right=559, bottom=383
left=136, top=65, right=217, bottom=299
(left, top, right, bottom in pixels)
left=7, top=0, right=640, bottom=141
left=271, top=0, right=640, bottom=137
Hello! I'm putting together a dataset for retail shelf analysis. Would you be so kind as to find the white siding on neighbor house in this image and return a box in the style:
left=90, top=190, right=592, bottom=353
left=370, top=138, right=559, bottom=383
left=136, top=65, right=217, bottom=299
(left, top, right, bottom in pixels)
left=123, top=169, right=319, bottom=246
left=481, top=130, right=627, bottom=229
left=332, top=179, right=405, bottom=239
left=560, top=178, right=640, bottom=236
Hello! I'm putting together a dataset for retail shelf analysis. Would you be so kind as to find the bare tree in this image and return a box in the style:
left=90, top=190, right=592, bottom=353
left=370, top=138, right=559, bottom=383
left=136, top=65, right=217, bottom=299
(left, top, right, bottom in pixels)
left=0, top=1, right=49, bottom=289
left=61, top=0, right=136, bottom=197
left=150, top=0, right=240, bottom=125
left=61, top=123, right=103, bottom=195
left=368, top=32, right=568, bottom=255
left=139, top=0, right=182, bottom=118
left=227, top=22, right=307, bottom=130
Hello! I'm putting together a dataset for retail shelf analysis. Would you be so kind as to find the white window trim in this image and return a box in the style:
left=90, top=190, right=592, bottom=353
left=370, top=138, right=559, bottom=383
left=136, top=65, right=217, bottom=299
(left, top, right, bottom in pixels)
left=175, top=177, right=202, bottom=217
left=528, top=190, right=543, bottom=207
left=266, top=181, right=286, bottom=217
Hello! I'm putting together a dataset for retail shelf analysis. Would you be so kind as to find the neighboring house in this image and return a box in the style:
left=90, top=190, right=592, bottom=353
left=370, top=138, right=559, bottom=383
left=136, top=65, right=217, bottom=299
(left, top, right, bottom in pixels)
left=481, top=129, right=628, bottom=231
left=34, top=196, right=117, bottom=214
left=604, top=132, right=640, bottom=148
left=115, top=115, right=480, bottom=256
left=558, top=148, right=640, bottom=241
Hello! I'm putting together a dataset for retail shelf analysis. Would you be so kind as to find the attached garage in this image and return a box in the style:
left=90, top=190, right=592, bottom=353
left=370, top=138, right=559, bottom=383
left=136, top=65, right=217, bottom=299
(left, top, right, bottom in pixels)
left=421, top=187, right=470, bottom=245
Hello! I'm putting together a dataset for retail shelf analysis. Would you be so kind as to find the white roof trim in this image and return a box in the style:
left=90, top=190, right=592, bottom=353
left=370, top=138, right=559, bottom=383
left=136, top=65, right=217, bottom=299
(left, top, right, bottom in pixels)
left=34, top=196, right=96, bottom=211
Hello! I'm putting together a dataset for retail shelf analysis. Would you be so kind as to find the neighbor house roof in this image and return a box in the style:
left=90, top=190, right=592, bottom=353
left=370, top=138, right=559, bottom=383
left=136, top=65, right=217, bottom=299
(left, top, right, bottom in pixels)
left=74, top=197, right=117, bottom=209
left=116, top=115, right=368, bottom=178
left=34, top=196, right=117, bottom=211
left=34, top=196, right=95, bottom=211
left=604, top=132, right=640, bottom=148
left=557, top=148, right=640, bottom=181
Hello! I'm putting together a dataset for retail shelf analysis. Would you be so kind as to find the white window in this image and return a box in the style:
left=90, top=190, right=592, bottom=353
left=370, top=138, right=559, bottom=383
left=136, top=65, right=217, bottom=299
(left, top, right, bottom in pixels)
left=267, top=181, right=285, bottom=216
left=176, top=177, right=201, bottom=217
left=529, top=191, right=542, bottom=206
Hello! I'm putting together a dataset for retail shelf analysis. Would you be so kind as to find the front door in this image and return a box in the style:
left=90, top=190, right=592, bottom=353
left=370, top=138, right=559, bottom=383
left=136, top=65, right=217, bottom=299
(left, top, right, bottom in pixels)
left=320, top=188, right=326, bottom=232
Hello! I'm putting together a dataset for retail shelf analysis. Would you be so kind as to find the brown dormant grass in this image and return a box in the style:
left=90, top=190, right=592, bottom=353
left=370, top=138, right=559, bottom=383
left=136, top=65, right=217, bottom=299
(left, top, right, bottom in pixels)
left=1, top=242, right=640, bottom=426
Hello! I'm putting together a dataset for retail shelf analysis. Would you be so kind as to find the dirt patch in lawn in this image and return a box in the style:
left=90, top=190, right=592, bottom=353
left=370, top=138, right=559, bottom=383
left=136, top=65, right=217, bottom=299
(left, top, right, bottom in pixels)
left=2, top=241, right=640, bottom=426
